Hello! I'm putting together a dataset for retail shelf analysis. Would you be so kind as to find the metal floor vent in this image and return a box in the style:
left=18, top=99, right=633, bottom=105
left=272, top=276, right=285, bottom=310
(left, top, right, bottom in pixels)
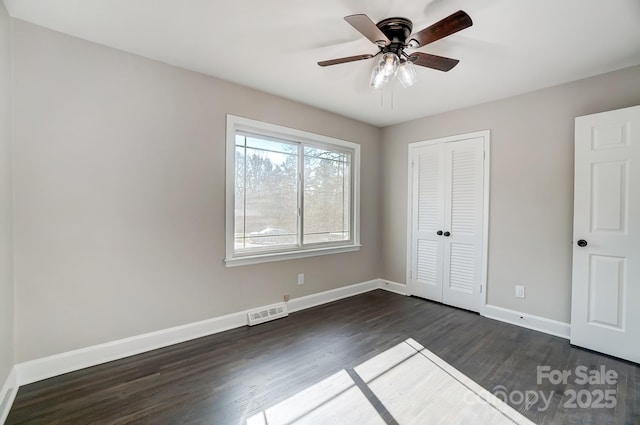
left=247, top=303, right=288, bottom=326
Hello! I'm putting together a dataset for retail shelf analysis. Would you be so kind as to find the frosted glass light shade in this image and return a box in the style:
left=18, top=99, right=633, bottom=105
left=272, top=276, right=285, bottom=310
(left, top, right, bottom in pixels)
left=381, top=52, right=399, bottom=77
left=370, top=65, right=387, bottom=89
left=397, top=60, right=416, bottom=88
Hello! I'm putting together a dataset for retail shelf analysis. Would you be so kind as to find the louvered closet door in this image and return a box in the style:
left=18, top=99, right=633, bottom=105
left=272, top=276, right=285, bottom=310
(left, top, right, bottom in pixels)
left=442, top=138, right=484, bottom=312
left=409, top=143, right=445, bottom=301
left=408, top=135, right=485, bottom=312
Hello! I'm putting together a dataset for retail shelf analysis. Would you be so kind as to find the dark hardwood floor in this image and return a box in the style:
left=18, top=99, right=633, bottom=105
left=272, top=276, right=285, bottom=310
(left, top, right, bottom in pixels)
left=6, top=290, right=639, bottom=424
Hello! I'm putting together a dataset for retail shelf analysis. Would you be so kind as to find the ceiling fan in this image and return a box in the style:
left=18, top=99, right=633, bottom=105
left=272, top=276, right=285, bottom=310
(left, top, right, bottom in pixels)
left=318, top=10, right=472, bottom=88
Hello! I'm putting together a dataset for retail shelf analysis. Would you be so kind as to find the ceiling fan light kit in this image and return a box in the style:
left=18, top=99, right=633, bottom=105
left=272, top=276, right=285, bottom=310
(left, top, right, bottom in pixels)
left=319, top=9, right=473, bottom=89
left=370, top=54, right=417, bottom=89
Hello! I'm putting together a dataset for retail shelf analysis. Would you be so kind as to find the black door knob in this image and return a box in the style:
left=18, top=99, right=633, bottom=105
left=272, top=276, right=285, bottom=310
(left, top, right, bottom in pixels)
left=577, top=239, right=588, bottom=247
left=443, top=231, right=451, bottom=237
left=437, top=230, right=443, bottom=236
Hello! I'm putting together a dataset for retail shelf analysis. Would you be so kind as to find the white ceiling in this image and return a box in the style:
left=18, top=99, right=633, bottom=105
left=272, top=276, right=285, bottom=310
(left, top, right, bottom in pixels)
left=4, top=0, right=640, bottom=126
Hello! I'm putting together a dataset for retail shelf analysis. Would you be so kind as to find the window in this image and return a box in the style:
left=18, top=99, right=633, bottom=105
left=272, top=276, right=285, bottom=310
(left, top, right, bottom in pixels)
left=225, top=115, right=360, bottom=266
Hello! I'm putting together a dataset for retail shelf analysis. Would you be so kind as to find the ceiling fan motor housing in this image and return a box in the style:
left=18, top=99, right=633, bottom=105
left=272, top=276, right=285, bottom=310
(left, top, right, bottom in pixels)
left=376, top=17, right=413, bottom=54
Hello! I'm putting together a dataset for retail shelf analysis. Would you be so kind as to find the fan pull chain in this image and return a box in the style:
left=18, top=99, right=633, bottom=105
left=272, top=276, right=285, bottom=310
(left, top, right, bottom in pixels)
left=391, top=87, right=394, bottom=110
left=379, top=87, right=395, bottom=110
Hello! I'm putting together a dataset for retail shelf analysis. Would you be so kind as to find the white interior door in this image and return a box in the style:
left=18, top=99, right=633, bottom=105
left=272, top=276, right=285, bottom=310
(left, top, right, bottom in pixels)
left=571, top=105, right=640, bottom=363
left=408, top=143, right=445, bottom=301
left=408, top=133, right=487, bottom=313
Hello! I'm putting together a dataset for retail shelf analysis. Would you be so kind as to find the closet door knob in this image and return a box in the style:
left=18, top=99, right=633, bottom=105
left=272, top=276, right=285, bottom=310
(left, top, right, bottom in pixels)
left=577, top=239, right=588, bottom=247
left=443, top=231, right=451, bottom=237
left=437, top=230, right=443, bottom=236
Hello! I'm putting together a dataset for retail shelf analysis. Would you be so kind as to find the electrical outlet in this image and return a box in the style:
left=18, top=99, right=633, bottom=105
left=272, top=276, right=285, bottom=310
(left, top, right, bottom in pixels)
left=515, top=285, right=525, bottom=299
left=298, top=273, right=304, bottom=285
left=283, top=294, right=290, bottom=302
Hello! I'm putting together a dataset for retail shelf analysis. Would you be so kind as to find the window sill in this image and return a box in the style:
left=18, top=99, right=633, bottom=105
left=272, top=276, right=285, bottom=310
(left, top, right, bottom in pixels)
left=224, top=244, right=361, bottom=267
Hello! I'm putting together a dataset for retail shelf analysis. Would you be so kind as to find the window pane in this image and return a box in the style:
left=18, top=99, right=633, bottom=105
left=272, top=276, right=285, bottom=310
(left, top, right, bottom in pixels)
left=245, top=136, right=293, bottom=154
left=235, top=146, right=246, bottom=248
left=303, top=146, right=351, bottom=244
left=235, top=137, right=298, bottom=252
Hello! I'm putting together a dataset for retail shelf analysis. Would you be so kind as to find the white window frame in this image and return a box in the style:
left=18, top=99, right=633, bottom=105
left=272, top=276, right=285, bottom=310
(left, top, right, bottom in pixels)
left=225, top=114, right=361, bottom=267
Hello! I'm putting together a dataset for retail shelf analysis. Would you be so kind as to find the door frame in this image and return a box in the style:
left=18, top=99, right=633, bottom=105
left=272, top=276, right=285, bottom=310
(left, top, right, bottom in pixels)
left=406, top=130, right=491, bottom=315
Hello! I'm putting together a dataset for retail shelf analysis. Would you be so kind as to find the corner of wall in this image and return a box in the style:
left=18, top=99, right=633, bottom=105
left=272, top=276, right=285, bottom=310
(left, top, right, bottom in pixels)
left=0, top=366, right=17, bottom=424
left=0, top=1, right=17, bottom=423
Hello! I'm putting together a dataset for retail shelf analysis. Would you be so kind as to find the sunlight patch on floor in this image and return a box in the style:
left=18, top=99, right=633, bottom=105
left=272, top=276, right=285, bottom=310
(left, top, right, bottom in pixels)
left=246, top=369, right=385, bottom=425
left=247, top=338, right=535, bottom=425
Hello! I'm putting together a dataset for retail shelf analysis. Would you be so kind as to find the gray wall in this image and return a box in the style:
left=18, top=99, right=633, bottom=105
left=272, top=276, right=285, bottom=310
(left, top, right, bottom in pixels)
left=382, top=65, right=640, bottom=323
left=7, top=15, right=640, bottom=364
left=0, top=1, right=14, bottom=388
left=11, top=20, right=382, bottom=362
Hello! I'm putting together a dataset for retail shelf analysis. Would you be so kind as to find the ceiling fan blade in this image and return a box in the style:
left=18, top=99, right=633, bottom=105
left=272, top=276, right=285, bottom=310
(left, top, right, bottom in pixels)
left=408, top=10, right=472, bottom=48
left=344, top=14, right=391, bottom=46
left=318, top=54, right=375, bottom=67
left=409, top=52, right=459, bottom=72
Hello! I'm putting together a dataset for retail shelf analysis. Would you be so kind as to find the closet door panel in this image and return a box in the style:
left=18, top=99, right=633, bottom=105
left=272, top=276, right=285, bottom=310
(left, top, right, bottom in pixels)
left=408, top=144, right=445, bottom=301
left=442, top=138, right=484, bottom=311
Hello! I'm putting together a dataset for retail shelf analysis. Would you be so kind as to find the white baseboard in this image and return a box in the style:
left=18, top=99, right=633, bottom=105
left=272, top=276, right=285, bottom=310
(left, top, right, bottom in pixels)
left=16, top=307, right=249, bottom=386
left=16, top=278, right=397, bottom=387
left=0, top=366, right=17, bottom=425
left=287, top=279, right=380, bottom=313
left=483, top=304, right=570, bottom=340
left=377, top=279, right=408, bottom=296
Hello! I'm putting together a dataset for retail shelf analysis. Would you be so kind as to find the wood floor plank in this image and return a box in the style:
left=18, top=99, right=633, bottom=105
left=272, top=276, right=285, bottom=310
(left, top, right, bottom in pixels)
left=6, top=290, right=639, bottom=424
